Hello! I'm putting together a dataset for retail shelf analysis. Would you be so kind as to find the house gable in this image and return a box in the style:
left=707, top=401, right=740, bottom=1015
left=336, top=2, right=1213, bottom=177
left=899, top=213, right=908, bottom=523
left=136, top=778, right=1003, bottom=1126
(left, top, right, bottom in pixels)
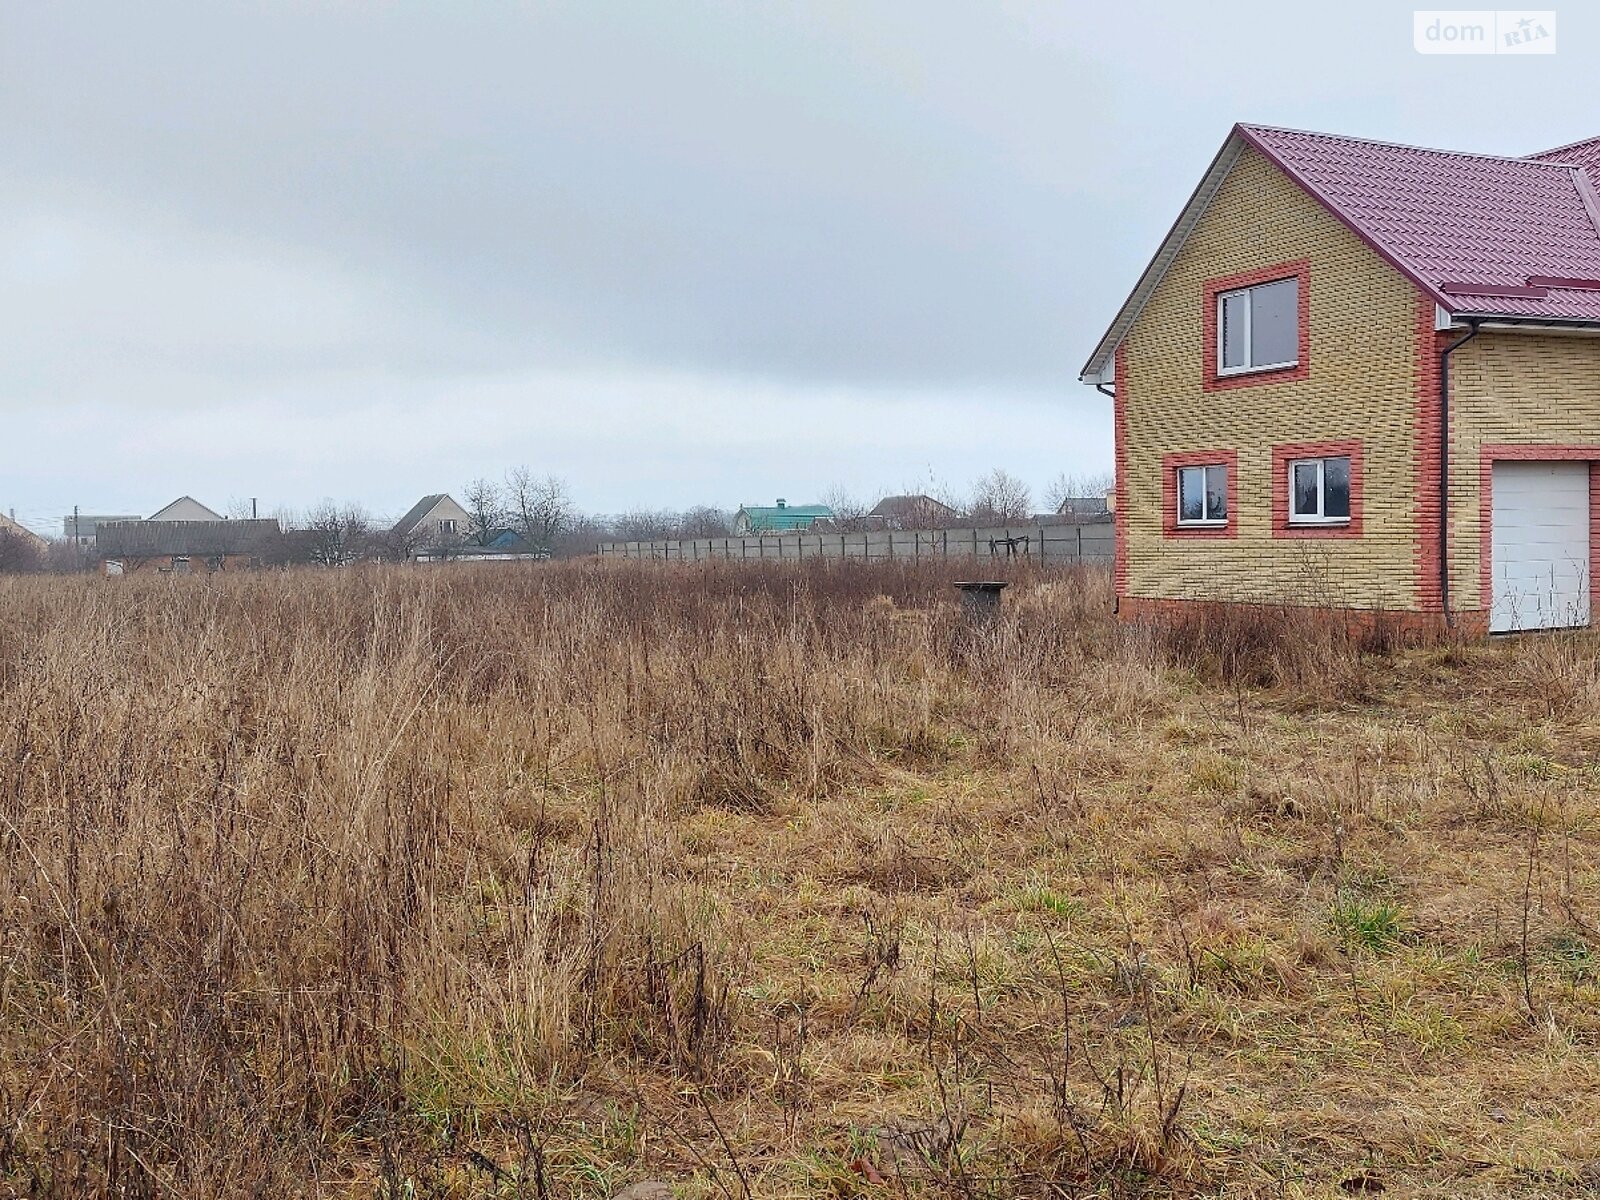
left=392, top=494, right=471, bottom=538
left=1086, top=124, right=1600, bottom=381
left=420, top=495, right=471, bottom=531
left=0, top=514, right=47, bottom=550
left=149, top=496, right=224, bottom=522
left=1115, top=142, right=1426, bottom=610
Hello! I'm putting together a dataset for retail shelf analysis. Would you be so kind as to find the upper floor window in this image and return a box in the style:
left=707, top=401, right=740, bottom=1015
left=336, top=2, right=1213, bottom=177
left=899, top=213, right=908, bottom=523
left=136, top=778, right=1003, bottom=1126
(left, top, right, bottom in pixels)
left=1289, top=456, right=1351, bottom=524
left=1218, top=277, right=1299, bottom=375
left=439, top=518, right=458, bottom=534
left=1177, top=463, right=1228, bottom=526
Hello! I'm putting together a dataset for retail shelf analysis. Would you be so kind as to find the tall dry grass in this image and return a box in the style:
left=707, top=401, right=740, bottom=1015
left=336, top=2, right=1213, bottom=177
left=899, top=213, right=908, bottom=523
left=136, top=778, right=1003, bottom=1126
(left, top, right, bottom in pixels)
left=0, top=561, right=1077, bottom=1194
left=1, top=561, right=1598, bottom=1198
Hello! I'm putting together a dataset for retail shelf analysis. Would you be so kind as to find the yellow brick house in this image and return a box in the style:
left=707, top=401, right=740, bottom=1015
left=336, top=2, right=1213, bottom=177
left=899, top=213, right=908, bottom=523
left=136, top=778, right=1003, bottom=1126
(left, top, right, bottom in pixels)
left=1081, top=124, right=1600, bottom=635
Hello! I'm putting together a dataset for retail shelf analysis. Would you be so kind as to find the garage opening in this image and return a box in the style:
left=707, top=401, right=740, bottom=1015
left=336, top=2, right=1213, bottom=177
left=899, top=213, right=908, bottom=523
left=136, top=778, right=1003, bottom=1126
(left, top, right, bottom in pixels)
left=1489, top=460, right=1592, bottom=633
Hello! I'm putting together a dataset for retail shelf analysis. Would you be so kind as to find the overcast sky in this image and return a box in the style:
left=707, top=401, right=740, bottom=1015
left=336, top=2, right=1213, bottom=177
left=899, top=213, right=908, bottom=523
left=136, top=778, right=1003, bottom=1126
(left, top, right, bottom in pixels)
left=2, top=2, right=1594, bottom=532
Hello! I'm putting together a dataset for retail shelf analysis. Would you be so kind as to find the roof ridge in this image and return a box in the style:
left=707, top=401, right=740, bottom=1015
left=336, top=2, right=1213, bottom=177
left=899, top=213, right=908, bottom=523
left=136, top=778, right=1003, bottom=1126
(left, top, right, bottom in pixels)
left=1082, top=122, right=1600, bottom=381
left=1570, top=167, right=1600, bottom=247
left=1236, top=126, right=1452, bottom=309
left=1239, top=122, right=1581, bottom=170
left=1531, top=133, right=1600, bottom=160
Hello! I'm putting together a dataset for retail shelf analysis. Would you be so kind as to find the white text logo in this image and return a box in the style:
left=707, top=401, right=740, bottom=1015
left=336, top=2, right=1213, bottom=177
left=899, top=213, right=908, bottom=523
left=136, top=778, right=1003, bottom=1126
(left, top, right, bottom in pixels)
left=1414, top=10, right=1556, bottom=53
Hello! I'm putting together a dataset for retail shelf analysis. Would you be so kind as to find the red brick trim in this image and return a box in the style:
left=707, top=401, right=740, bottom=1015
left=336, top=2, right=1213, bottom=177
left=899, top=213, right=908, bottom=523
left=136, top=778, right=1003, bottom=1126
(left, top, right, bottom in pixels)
left=1271, top=439, right=1363, bottom=538
left=1202, top=260, right=1311, bottom=392
left=1113, top=345, right=1129, bottom=596
left=1413, top=295, right=1445, bottom=613
left=1117, top=595, right=1481, bottom=640
left=1477, top=445, right=1600, bottom=624
left=1161, top=449, right=1238, bottom=539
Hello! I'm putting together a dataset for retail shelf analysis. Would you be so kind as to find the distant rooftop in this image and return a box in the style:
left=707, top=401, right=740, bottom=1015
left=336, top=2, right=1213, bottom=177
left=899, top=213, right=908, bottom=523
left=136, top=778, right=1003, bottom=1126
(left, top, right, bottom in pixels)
left=735, top=500, right=832, bottom=532
left=870, top=494, right=957, bottom=519
left=97, top=519, right=281, bottom=558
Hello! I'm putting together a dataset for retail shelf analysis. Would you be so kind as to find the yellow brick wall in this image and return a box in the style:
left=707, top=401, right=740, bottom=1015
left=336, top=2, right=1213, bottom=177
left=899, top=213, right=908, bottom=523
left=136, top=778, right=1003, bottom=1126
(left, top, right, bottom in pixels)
left=1447, top=333, right=1600, bottom=612
left=1120, top=146, right=1424, bottom=609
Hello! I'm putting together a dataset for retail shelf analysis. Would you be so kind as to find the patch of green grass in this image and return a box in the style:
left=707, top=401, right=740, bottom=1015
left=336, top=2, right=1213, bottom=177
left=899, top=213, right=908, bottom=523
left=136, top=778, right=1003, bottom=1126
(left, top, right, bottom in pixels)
left=1330, top=896, right=1406, bottom=953
left=1193, top=935, right=1281, bottom=995
left=1546, top=931, right=1597, bottom=983
left=1339, top=862, right=1402, bottom=898
left=1506, top=752, right=1562, bottom=781
left=1186, top=1118, right=1254, bottom=1154
left=1010, top=927, right=1040, bottom=957
left=1390, top=1002, right=1467, bottom=1056
left=1013, top=880, right=1084, bottom=922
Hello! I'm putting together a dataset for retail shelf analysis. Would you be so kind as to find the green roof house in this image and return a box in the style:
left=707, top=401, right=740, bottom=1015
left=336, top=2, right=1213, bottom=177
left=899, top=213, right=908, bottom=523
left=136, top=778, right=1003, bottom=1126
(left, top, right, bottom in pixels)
left=732, top=499, right=832, bottom=535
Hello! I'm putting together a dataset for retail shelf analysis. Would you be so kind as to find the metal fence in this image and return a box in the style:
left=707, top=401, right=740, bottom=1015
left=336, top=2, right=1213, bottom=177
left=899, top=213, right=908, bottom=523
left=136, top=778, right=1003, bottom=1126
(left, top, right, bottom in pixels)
left=596, top=522, right=1113, bottom=565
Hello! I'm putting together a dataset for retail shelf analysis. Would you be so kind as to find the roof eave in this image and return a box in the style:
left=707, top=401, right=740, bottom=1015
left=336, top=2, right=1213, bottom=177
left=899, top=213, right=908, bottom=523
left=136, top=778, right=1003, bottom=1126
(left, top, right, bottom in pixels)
left=1082, top=122, right=1468, bottom=384
left=1443, top=312, right=1600, bottom=333
left=1079, top=128, right=1248, bottom=383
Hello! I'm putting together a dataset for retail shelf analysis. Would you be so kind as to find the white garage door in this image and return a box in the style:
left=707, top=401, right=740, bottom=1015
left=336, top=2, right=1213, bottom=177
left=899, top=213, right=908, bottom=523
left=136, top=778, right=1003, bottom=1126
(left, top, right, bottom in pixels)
left=1490, top=460, right=1591, bottom=633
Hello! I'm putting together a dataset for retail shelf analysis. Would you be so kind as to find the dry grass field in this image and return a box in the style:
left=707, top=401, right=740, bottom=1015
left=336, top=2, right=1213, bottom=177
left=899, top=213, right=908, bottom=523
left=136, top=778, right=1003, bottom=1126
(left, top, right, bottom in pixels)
left=3, top=561, right=1600, bottom=1199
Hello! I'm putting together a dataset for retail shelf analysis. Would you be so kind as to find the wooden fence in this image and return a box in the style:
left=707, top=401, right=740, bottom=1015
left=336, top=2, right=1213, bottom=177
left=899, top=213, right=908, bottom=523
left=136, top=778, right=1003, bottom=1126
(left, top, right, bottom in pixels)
left=596, top=522, right=1113, bottom=565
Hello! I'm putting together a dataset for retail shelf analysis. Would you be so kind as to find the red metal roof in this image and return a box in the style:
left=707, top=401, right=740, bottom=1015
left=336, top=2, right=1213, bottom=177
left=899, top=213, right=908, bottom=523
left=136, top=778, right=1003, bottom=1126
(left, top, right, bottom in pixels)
left=1533, top=135, right=1600, bottom=179
left=1238, top=124, right=1600, bottom=322
left=1082, top=124, right=1600, bottom=381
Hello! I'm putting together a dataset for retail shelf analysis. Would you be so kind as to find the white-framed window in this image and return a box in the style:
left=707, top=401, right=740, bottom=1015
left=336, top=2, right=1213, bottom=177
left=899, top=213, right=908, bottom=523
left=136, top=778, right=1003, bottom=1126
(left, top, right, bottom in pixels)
left=1289, top=456, right=1351, bottom=523
left=439, top=518, right=457, bottom=535
left=1218, top=277, right=1299, bottom=375
left=1176, top=464, right=1229, bottom=526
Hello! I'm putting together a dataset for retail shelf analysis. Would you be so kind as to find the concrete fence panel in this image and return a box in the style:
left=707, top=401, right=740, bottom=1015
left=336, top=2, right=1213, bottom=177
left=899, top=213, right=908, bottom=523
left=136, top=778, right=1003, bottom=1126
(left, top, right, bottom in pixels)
left=597, top=521, right=1113, bottom=566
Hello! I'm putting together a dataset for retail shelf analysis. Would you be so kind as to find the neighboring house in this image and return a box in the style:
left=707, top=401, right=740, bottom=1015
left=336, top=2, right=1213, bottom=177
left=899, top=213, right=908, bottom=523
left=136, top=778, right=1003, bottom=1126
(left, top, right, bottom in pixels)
left=63, top=513, right=143, bottom=545
left=1082, top=122, right=1600, bottom=635
left=868, top=494, right=958, bottom=529
left=391, top=494, right=472, bottom=551
left=732, top=499, right=833, bottom=535
left=61, top=515, right=141, bottom=547
left=484, top=528, right=536, bottom=552
left=148, top=496, right=225, bottom=522
left=415, top=530, right=547, bottom=563
left=1053, top=495, right=1113, bottom=523
left=97, top=520, right=281, bottom=576
left=0, top=513, right=47, bottom=552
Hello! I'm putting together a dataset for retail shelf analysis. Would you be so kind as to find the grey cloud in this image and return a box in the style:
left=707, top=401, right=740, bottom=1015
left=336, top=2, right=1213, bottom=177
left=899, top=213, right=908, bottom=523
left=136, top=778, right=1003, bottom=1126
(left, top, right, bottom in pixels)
left=2, top=2, right=1114, bottom=385
left=1, top=1, right=1594, bottom=525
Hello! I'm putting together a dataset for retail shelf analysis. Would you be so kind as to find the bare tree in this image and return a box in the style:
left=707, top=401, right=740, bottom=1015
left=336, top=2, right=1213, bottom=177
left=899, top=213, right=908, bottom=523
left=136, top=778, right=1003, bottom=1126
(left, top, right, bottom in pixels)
left=966, top=468, right=1033, bottom=525
left=45, top=538, right=92, bottom=574
left=869, top=486, right=958, bottom=530
left=817, top=485, right=873, bottom=533
left=462, top=478, right=506, bottom=547
left=366, top=521, right=431, bottom=562
left=611, top=509, right=677, bottom=541
left=301, top=502, right=372, bottom=566
left=1043, top=469, right=1115, bottom=514
left=505, top=468, right=573, bottom=556
left=676, top=505, right=731, bottom=538
left=931, top=480, right=967, bottom=524
left=0, top=528, right=44, bottom=574
left=554, top=514, right=612, bottom=559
